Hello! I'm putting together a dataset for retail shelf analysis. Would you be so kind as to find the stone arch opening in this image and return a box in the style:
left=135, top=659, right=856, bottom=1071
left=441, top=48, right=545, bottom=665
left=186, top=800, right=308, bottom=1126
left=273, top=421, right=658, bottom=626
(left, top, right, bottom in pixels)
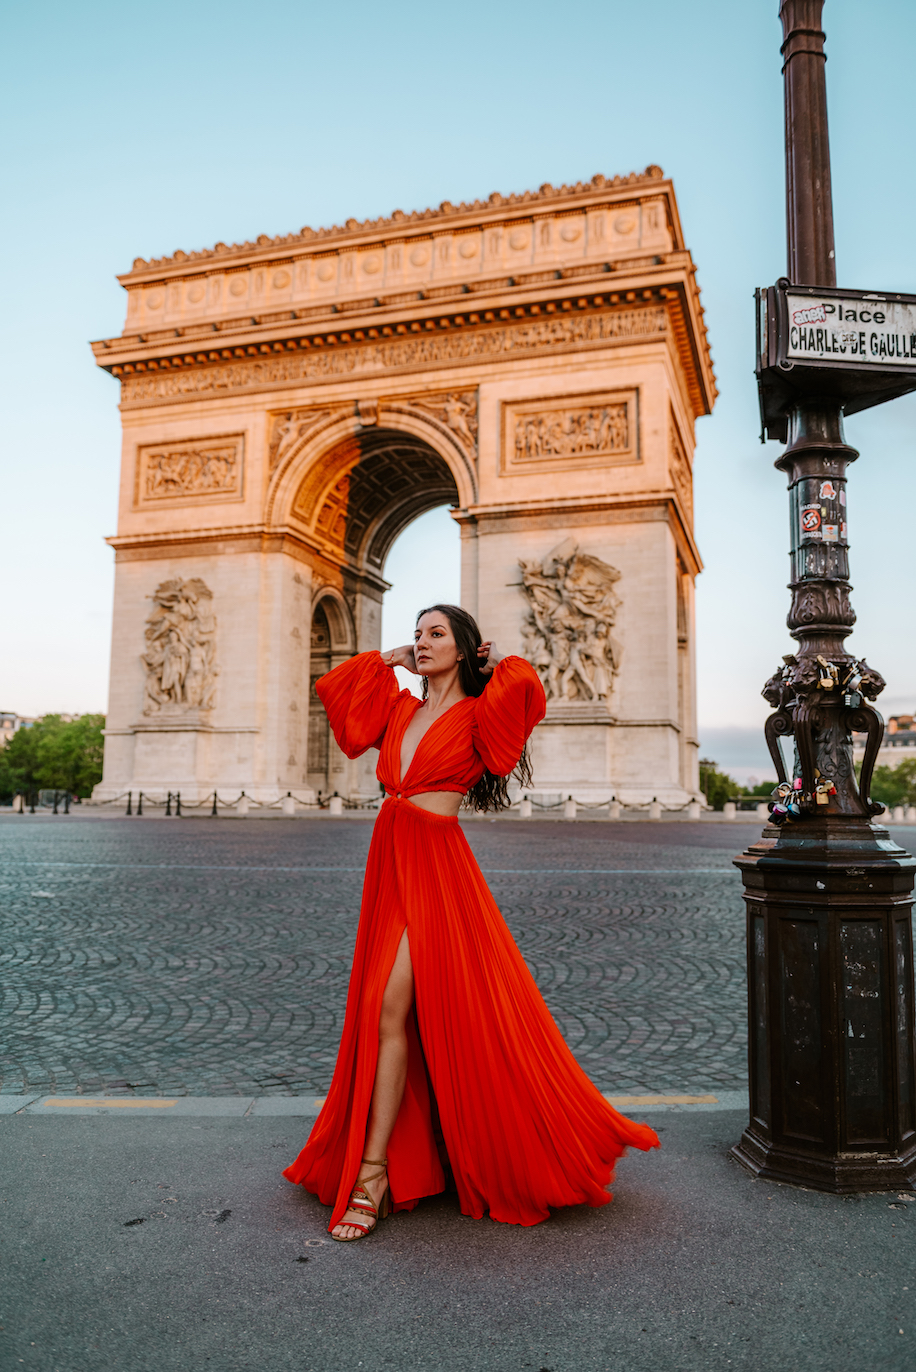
left=299, top=431, right=460, bottom=796
left=292, top=427, right=461, bottom=579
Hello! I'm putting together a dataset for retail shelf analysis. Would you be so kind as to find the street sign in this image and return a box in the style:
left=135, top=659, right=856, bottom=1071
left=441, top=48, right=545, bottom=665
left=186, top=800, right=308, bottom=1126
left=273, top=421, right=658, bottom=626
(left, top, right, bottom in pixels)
left=756, top=280, right=916, bottom=441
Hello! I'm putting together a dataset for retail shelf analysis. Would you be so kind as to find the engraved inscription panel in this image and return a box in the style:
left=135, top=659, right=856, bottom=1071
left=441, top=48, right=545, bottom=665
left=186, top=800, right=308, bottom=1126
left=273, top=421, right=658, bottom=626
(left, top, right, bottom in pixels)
left=135, top=434, right=244, bottom=506
left=502, top=389, right=638, bottom=474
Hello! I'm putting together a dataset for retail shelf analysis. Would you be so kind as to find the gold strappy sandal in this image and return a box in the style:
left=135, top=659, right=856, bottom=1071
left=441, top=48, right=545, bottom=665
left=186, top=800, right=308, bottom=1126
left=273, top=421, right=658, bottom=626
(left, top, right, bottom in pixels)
left=330, top=1158, right=390, bottom=1242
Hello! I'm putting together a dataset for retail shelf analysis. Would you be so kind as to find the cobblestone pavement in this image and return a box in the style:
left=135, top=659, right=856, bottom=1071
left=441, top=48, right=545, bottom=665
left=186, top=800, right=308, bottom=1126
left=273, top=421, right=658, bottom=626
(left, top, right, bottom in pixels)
left=0, top=813, right=814, bottom=1099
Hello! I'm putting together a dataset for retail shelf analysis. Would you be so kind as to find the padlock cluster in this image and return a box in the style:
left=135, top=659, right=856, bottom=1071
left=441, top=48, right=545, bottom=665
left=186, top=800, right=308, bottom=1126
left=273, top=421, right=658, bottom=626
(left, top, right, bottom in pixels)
left=768, top=773, right=837, bottom=825
left=816, top=654, right=863, bottom=706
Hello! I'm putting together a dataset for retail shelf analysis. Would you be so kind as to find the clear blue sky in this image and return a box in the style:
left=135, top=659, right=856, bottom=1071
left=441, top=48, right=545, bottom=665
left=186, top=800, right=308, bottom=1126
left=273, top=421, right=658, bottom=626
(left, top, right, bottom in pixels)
left=2, top=0, right=914, bottom=777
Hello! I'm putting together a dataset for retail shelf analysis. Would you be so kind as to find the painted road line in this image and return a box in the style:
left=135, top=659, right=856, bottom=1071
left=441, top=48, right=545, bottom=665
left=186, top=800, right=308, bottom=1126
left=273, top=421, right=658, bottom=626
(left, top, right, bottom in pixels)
left=42, top=1097, right=179, bottom=1108
left=27, top=1096, right=255, bottom=1116
left=605, top=1094, right=719, bottom=1106
left=620, top=1090, right=750, bottom=1113
left=7, top=1093, right=750, bottom=1117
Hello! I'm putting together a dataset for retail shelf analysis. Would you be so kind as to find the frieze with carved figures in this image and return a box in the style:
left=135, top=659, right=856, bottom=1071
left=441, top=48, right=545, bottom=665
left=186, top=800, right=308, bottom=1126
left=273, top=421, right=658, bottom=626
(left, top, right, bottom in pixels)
left=135, top=435, right=244, bottom=505
left=503, top=390, right=637, bottom=473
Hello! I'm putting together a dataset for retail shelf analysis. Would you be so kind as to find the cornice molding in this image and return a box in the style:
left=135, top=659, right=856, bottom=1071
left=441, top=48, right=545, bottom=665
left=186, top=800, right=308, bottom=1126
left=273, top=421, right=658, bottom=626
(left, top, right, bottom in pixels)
left=101, top=290, right=713, bottom=419
left=104, top=522, right=393, bottom=592
left=454, top=490, right=703, bottom=576
left=122, top=167, right=669, bottom=279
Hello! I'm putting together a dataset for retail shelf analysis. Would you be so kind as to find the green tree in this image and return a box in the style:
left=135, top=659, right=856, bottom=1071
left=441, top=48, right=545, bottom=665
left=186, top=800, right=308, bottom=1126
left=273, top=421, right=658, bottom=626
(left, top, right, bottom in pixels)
left=699, top=758, right=734, bottom=811
left=1, top=721, right=45, bottom=804
left=865, top=759, right=916, bottom=809
left=0, top=714, right=105, bottom=804
left=36, top=714, right=105, bottom=796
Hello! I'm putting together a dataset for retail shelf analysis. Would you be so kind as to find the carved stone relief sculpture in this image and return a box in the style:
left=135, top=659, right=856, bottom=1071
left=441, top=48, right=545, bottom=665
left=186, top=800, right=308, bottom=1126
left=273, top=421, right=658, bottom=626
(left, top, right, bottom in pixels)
left=518, top=539, right=623, bottom=703
left=515, top=401, right=627, bottom=461
left=401, top=390, right=478, bottom=454
left=503, top=390, right=638, bottom=472
left=142, top=578, right=218, bottom=714
left=136, top=436, right=243, bottom=503
left=267, top=406, right=350, bottom=474
left=668, top=417, right=694, bottom=522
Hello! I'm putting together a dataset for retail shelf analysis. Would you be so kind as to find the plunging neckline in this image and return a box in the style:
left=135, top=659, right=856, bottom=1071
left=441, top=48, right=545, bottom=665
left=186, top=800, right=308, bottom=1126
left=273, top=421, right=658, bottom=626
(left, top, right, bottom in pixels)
left=398, top=694, right=472, bottom=787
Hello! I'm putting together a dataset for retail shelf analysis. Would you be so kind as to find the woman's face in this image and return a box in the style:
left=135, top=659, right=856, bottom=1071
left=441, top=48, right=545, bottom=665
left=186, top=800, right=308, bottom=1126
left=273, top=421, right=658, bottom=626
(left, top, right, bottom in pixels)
left=414, top=612, right=462, bottom=677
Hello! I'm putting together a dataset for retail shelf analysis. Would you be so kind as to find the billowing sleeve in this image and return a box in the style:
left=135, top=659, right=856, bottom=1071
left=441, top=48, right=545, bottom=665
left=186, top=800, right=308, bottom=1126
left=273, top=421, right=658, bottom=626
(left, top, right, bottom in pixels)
left=315, top=651, right=402, bottom=759
left=472, top=656, right=547, bottom=776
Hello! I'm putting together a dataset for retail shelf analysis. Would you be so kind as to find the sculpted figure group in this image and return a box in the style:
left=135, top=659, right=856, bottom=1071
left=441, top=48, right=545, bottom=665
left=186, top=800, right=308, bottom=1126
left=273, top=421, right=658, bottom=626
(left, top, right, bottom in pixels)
left=142, top=578, right=218, bottom=714
left=514, top=402, right=628, bottom=463
left=519, top=539, right=623, bottom=704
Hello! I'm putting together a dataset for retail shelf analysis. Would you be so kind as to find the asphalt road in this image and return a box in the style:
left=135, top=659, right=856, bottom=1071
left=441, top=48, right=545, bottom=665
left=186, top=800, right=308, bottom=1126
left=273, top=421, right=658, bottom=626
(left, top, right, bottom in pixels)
left=2, top=1109, right=914, bottom=1372
left=4, top=814, right=916, bottom=1372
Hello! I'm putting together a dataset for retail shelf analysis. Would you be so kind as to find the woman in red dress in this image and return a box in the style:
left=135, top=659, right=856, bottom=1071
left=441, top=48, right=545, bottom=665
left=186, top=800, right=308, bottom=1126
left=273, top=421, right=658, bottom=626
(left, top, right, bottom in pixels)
left=283, top=604, right=658, bottom=1239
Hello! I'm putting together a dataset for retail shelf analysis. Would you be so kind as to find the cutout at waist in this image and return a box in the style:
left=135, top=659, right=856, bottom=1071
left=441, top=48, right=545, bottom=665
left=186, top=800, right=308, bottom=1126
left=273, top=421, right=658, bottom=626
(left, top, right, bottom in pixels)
left=385, top=789, right=464, bottom=818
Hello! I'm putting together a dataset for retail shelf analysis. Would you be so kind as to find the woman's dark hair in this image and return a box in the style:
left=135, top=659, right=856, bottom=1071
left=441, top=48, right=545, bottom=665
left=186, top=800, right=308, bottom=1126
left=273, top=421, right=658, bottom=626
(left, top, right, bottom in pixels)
left=415, top=603, right=534, bottom=813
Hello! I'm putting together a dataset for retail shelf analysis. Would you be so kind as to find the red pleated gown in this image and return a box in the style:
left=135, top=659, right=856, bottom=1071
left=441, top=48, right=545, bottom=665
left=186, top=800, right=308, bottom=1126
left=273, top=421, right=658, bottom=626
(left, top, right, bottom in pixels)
left=283, top=651, right=659, bottom=1229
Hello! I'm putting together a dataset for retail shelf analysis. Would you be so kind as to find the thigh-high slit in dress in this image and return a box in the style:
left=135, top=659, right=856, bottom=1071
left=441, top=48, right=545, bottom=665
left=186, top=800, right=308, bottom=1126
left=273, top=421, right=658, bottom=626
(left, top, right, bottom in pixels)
left=283, top=651, right=659, bottom=1229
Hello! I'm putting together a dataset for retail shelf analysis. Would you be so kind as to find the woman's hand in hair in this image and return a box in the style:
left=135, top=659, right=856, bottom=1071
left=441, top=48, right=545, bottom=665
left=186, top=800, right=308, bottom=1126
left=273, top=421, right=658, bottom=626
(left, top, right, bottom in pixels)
left=381, top=644, right=420, bottom=673
left=477, top=641, right=503, bottom=676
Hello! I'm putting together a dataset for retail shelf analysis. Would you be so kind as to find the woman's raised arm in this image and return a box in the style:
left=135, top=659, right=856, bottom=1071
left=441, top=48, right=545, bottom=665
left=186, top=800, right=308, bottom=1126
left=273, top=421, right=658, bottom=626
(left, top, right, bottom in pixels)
left=316, top=651, right=404, bottom=759
left=472, top=655, right=546, bottom=776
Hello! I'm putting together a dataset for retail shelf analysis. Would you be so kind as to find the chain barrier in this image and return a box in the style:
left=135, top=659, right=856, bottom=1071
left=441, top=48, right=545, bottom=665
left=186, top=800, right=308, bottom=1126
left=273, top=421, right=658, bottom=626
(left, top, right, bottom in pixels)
left=60, top=789, right=711, bottom=819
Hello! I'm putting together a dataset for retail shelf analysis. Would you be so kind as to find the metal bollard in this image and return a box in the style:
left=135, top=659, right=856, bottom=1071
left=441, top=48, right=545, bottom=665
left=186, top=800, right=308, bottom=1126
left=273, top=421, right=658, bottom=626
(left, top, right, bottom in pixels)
left=649, top=797, right=662, bottom=820
left=165, top=791, right=172, bottom=816
left=211, top=791, right=218, bottom=817
left=608, top=798, right=621, bottom=820
left=63, top=792, right=70, bottom=814
left=175, top=792, right=181, bottom=817
left=688, top=800, right=701, bottom=820
left=137, top=792, right=143, bottom=816
left=236, top=792, right=249, bottom=817
left=519, top=796, right=532, bottom=819
left=563, top=796, right=577, bottom=820
left=282, top=792, right=296, bottom=817
left=329, top=793, right=343, bottom=816
left=126, top=790, right=132, bottom=816
left=52, top=791, right=59, bottom=814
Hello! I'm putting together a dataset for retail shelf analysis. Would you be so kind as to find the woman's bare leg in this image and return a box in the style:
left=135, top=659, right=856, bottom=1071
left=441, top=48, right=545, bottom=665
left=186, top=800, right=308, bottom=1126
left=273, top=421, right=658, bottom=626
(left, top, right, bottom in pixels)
left=331, top=929, right=413, bottom=1239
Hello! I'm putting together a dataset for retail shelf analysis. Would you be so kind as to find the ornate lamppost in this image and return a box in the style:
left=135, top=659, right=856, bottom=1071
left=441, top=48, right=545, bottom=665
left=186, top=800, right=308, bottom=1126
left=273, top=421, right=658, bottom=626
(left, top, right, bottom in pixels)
left=733, top=0, right=916, bottom=1191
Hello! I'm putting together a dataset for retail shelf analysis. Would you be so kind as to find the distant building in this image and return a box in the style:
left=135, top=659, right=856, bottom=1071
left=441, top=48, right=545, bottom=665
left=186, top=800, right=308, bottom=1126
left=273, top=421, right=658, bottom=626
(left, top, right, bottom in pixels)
left=0, top=713, right=37, bottom=744
left=853, top=712, right=916, bottom=770
left=0, top=712, right=83, bottom=745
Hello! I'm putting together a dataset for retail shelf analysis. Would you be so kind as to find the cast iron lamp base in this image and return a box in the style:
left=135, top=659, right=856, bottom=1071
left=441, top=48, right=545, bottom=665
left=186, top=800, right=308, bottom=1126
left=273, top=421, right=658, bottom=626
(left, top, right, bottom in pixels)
left=732, top=819, right=916, bottom=1193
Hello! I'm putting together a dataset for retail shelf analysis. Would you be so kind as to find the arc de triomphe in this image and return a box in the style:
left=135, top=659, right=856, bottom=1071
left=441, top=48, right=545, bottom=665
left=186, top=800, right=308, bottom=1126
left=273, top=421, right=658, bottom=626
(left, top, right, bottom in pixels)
left=91, top=165, right=715, bottom=806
